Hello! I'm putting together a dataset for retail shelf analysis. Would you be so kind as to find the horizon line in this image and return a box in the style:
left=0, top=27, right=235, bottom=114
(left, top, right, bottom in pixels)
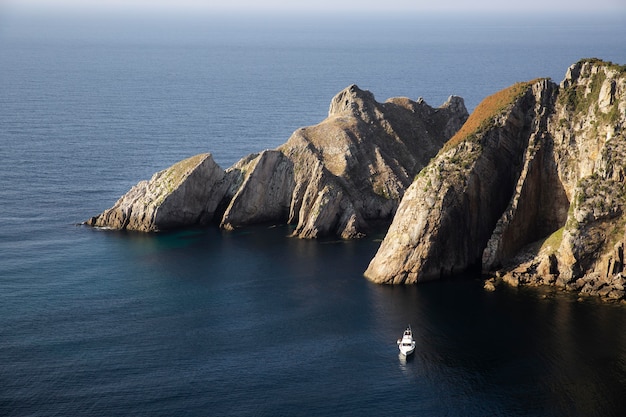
left=4, top=5, right=626, bottom=20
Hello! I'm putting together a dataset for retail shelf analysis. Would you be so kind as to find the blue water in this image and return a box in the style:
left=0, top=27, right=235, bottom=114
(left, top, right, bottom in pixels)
left=2, top=10, right=626, bottom=416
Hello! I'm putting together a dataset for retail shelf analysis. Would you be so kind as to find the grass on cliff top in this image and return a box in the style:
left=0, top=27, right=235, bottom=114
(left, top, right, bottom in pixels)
left=162, top=153, right=208, bottom=185
left=578, top=57, right=626, bottom=73
left=560, top=59, right=626, bottom=117
left=443, top=80, right=539, bottom=152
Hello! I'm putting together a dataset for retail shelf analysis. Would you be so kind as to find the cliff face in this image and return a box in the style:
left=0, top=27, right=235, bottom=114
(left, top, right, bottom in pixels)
left=86, top=153, right=227, bottom=232
left=276, top=85, right=467, bottom=238
left=501, top=60, right=626, bottom=300
left=365, top=59, right=626, bottom=301
left=86, top=85, right=468, bottom=238
left=364, top=80, right=555, bottom=283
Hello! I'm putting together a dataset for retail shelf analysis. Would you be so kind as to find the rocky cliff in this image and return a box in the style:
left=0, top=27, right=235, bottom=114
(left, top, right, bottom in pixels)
left=365, top=59, right=626, bottom=301
left=86, top=153, right=228, bottom=231
left=86, top=85, right=468, bottom=237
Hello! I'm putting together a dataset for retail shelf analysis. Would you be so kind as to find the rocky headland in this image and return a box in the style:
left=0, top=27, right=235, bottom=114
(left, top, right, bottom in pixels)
left=88, top=58, right=626, bottom=302
left=364, top=59, right=626, bottom=302
left=86, top=85, right=468, bottom=238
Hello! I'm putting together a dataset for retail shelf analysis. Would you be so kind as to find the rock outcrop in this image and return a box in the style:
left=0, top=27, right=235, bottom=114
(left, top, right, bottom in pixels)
left=86, top=85, right=468, bottom=237
left=86, top=153, right=227, bottom=232
left=276, top=85, right=467, bottom=238
left=365, top=59, right=626, bottom=301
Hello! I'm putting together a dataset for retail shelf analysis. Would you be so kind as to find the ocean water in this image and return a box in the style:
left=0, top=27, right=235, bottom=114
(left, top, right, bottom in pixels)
left=1, top=9, right=626, bottom=416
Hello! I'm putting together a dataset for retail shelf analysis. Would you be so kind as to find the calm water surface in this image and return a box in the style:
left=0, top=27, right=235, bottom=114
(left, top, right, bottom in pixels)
left=1, top=10, right=626, bottom=416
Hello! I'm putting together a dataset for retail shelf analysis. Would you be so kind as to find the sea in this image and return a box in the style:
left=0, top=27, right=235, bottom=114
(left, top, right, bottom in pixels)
left=1, top=8, right=626, bottom=416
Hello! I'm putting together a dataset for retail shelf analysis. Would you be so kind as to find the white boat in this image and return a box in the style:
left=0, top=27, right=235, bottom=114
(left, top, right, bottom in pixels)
left=397, top=325, right=416, bottom=356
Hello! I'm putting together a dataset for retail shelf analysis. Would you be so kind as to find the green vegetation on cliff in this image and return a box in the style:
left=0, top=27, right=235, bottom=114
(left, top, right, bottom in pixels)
left=577, top=57, right=626, bottom=73
left=559, top=58, right=626, bottom=122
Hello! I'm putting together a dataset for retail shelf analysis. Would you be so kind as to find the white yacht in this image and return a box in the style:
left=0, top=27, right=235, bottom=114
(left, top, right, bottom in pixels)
left=397, top=325, right=416, bottom=356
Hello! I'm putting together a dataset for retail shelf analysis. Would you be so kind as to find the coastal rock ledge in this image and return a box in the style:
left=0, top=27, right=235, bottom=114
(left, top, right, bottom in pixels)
left=87, top=85, right=468, bottom=238
left=364, top=59, right=626, bottom=302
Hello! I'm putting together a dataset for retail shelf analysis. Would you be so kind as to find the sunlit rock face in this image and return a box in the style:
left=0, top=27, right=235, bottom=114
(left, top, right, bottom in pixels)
left=86, top=153, right=227, bottom=232
left=365, top=79, right=555, bottom=283
left=274, top=85, right=468, bottom=238
left=87, top=84, right=468, bottom=238
left=365, top=59, right=626, bottom=301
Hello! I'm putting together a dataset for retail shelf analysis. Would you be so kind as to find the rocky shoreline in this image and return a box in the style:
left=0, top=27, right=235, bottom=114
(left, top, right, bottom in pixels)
left=88, top=59, right=626, bottom=302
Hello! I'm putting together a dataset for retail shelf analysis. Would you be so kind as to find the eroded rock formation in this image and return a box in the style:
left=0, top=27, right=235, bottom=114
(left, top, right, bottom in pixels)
left=365, top=59, right=626, bottom=301
left=86, top=85, right=468, bottom=238
left=86, top=153, right=227, bottom=232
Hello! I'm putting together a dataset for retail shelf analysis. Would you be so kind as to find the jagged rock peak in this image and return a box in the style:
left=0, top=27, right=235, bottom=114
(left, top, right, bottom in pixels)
left=328, top=84, right=378, bottom=119
left=561, top=58, right=626, bottom=90
left=441, top=95, right=467, bottom=112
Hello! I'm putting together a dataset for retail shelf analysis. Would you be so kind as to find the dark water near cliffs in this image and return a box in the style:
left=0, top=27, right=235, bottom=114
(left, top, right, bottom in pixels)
left=1, top=10, right=626, bottom=416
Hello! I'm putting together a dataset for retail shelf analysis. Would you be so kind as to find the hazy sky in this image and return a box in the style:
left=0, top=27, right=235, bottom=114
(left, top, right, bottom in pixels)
left=6, top=0, right=626, bottom=14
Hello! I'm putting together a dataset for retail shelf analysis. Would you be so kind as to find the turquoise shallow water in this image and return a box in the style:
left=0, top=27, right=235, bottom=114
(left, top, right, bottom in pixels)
left=1, top=10, right=626, bottom=416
